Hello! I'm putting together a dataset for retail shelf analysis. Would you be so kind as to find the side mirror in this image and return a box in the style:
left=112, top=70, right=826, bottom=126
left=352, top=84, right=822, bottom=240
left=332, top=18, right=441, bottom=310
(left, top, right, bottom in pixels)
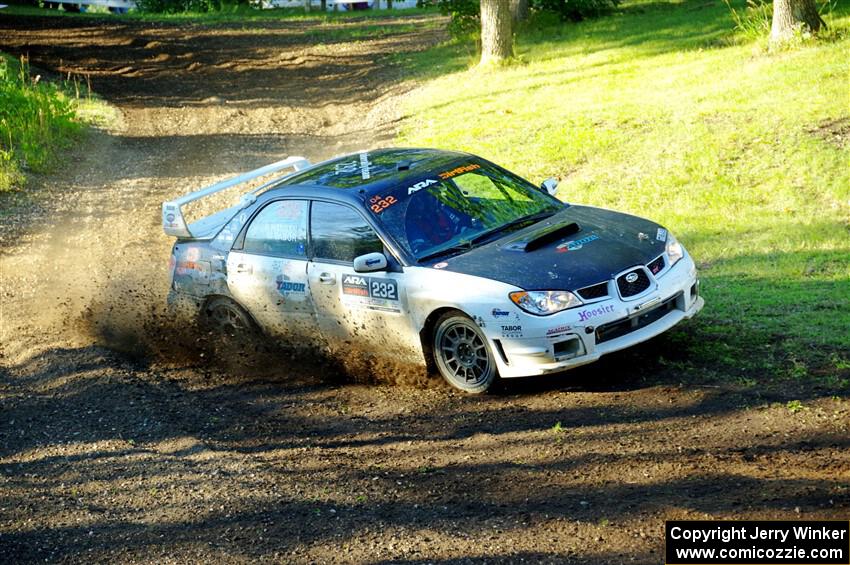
left=541, top=177, right=559, bottom=196
left=353, top=252, right=388, bottom=273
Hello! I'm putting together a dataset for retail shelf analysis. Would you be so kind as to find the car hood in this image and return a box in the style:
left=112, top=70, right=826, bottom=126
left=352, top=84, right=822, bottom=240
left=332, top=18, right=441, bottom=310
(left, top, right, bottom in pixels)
left=432, top=205, right=668, bottom=291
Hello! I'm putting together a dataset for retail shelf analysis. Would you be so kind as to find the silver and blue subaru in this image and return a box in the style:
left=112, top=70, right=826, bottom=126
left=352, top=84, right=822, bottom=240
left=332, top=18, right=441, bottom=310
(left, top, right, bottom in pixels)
left=163, top=148, right=703, bottom=393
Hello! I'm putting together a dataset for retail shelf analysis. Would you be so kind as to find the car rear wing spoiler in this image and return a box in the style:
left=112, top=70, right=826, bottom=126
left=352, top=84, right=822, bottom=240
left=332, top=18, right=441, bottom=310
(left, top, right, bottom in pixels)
left=161, top=156, right=310, bottom=238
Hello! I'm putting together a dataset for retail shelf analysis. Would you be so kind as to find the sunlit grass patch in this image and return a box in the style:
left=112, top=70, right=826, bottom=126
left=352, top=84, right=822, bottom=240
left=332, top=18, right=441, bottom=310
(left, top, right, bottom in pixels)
left=0, top=53, right=113, bottom=192
left=398, top=0, right=850, bottom=383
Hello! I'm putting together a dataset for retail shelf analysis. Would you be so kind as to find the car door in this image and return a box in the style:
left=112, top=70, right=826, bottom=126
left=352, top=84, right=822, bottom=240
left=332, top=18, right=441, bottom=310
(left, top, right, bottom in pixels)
left=226, top=199, right=317, bottom=340
left=307, top=200, right=411, bottom=350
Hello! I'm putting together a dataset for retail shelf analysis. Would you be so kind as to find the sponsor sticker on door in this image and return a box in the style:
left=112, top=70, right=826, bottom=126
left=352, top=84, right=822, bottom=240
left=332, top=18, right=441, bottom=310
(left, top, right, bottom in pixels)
left=341, top=275, right=401, bottom=313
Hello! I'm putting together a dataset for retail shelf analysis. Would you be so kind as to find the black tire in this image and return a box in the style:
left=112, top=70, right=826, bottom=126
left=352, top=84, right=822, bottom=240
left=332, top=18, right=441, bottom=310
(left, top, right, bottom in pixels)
left=432, top=311, right=498, bottom=394
left=201, top=296, right=256, bottom=337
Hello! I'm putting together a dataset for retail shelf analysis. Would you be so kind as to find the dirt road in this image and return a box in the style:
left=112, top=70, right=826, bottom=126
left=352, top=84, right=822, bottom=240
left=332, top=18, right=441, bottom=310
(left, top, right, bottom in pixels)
left=0, top=13, right=847, bottom=564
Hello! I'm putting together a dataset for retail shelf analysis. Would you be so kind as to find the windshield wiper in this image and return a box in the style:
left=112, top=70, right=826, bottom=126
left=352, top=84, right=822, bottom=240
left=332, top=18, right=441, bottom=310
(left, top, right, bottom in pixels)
left=416, top=211, right=557, bottom=264
left=417, top=243, right=473, bottom=263
left=467, top=211, right=557, bottom=246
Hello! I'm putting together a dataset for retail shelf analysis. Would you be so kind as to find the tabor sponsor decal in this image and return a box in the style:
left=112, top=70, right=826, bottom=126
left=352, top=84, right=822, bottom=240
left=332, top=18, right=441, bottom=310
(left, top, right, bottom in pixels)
left=276, top=274, right=306, bottom=295
left=556, top=234, right=599, bottom=253
left=577, top=304, right=616, bottom=322
left=501, top=325, right=523, bottom=338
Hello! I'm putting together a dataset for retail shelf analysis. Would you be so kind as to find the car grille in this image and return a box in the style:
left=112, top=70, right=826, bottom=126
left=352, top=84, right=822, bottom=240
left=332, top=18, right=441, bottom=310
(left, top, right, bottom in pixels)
left=617, top=268, right=651, bottom=298
left=595, top=293, right=680, bottom=343
left=577, top=281, right=609, bottom=301
left=646, top=255, right=665, bottom=275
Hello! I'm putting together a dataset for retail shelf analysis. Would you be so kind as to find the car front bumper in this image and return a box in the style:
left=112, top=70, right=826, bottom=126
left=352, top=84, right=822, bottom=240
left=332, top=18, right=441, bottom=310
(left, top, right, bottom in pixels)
left=490, top=255, right=704, bottom=378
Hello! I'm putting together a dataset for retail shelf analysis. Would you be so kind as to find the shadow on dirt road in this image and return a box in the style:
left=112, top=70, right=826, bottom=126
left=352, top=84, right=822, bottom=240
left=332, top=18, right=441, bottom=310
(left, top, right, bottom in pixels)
left=0, top=12, right=848, bottom=565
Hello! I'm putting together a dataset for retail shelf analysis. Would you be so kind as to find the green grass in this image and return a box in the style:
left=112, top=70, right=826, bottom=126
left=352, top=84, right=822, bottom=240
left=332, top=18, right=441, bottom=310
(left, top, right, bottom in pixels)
left=0, top=53, right=113, bottom=191
left=397, top=0, right=850, bottom=384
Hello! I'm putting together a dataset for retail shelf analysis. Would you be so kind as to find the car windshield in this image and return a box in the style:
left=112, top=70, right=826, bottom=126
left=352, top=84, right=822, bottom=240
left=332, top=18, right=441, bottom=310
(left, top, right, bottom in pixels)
left=369, top=160, right=564, bottom=261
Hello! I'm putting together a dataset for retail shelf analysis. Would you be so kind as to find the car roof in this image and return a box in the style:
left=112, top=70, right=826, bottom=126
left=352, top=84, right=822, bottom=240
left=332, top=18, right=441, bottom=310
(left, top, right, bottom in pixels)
left=260, top=148, right=474, bottom=204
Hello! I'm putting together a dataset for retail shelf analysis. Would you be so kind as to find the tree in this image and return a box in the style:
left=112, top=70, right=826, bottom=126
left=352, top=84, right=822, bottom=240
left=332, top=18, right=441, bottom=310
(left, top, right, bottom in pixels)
left=770, top=0, right=826, bottom=45
left=480, top=0, right=513, bottom=65
left=510, top=0, right=528, bottom=22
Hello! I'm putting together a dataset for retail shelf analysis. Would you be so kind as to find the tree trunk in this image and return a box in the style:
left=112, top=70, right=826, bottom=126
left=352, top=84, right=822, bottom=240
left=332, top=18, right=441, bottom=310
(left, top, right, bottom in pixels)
left=321, top=0, right=326, bottom=11
left=510, top=0, right=528, bottom=22
left=387, top=0, right=392, bottom=8
left=480, top=0, right=513, bottom=66
left=304, top=0, right=310, bottom=12
left=770, top=0, right=826, bottom=44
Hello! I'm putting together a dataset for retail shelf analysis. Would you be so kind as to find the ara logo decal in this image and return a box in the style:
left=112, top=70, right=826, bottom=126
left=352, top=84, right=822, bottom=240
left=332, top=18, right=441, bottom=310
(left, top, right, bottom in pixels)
left=492, top=308, right=510, bottom=318
left=556, top=234, right=600, bottom=253
left=407, top=179, right=438, bottom=195
left=276, top=274, right=306, bottom=295
left=343, top=275, right=367, bottom=286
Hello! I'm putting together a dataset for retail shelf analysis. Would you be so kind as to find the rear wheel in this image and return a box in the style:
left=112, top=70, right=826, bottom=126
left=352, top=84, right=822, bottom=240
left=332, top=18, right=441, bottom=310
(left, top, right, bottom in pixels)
left=432, top=311, right=498, bottom=394
left=201, top=297, right=255, bottom=337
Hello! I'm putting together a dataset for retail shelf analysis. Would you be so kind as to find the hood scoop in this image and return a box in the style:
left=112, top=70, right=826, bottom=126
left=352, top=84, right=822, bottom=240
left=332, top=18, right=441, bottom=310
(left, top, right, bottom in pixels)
left=503, top=221, right=581, bottom=252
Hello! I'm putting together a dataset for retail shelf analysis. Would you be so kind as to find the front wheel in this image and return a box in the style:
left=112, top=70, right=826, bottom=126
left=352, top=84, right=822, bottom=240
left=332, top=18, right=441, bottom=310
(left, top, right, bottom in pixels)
left=432, top=312, right=498, bottom=394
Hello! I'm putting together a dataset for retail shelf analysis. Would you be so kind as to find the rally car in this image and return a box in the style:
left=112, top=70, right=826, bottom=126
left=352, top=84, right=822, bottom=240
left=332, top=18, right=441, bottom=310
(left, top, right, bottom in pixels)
left=163, top=148, right=703, bottom=393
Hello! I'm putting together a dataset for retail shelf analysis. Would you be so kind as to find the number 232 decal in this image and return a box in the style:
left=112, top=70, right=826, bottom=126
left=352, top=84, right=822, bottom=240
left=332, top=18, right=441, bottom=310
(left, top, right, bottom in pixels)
left=370, top=280, right=398, bottom=300
left=370, top=195, right=397, bottom=214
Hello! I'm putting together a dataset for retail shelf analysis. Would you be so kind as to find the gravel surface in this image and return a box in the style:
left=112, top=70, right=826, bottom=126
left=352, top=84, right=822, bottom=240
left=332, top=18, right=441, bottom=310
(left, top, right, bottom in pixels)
left=0, top=12, right=848, bottom=564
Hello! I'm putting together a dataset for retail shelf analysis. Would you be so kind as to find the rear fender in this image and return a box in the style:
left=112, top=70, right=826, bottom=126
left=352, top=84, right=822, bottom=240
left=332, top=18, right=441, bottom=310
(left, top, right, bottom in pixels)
left=169, top=241, right=230, bottom=298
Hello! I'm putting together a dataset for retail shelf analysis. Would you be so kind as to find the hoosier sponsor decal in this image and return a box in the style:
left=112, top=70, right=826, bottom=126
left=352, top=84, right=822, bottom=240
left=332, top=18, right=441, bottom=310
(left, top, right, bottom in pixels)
left=577, top=304, right=616, bottom=322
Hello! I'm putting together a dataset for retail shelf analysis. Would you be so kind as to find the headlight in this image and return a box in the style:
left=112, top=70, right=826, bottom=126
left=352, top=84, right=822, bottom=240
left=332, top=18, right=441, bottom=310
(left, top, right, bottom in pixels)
left=509, top=290, right=583, bottom=316
left=665, top=233, right=684, bottom=267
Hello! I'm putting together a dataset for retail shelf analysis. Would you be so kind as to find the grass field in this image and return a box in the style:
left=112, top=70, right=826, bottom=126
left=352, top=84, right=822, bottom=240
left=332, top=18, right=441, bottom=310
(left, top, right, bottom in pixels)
left=0, top=52, right=113, bottom=191
left=397, top=0, right=850, bottom=386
